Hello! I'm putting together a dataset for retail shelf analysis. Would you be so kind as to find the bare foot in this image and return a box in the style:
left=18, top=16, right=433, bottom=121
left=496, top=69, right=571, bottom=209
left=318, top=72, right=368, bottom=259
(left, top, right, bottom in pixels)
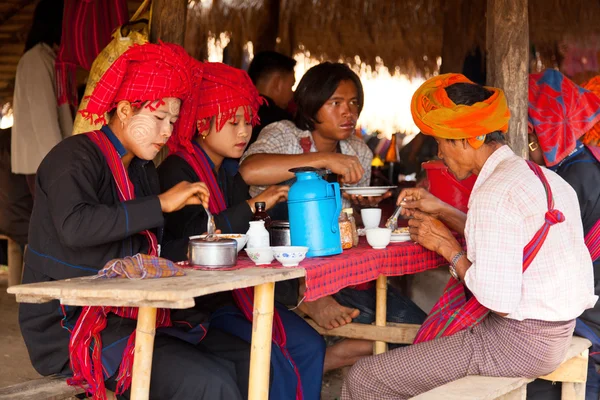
left=323, top=339, right=373, bottom=373
left=298, top=295, right=360, bottom=330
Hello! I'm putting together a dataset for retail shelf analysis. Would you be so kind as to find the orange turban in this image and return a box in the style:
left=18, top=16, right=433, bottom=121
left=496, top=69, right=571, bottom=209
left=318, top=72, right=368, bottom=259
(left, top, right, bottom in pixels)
left=410, top=73, right=511, bottom=149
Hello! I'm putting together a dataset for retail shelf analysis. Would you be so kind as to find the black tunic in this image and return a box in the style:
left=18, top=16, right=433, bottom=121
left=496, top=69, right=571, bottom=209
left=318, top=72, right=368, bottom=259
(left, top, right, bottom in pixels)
left=19, top=133, right=168, bottom=376
left=158, top=155, right=254, bottom=261
left=555, top=147, right=600, bottom=337
left=158, top=154, right=299, bottom=306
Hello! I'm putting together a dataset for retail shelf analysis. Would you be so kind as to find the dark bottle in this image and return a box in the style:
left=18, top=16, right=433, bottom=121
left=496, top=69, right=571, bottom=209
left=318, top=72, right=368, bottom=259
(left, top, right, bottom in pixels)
left=252, top=202, right=272, bottom=229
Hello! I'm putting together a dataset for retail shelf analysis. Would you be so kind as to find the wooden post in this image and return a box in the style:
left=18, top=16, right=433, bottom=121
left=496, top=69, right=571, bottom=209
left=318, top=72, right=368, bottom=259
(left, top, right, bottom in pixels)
left=254, top=0, right=280, bottom=54
left=248, top=282, right=275, bottom=400
left=150, top=0, right=187, bottom=46
left=374, top=274, right=388, bottom=354
left=2, top=236, right=23, bottom=287
left=130, top=307, right=157, bottom=400
left=149, top=0, right=188, bottom=166
left=486, top=0, right=529, bottom=158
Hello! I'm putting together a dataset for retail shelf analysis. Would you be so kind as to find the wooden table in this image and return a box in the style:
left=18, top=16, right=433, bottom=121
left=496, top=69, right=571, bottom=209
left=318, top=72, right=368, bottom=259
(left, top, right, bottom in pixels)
left=8, top=267, right=305, bottom=400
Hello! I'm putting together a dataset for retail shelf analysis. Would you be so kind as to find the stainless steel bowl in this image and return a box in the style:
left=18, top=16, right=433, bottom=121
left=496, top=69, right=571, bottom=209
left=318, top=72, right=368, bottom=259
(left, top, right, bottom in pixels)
left=188, top=238, right=237, bottom=268
left=270, top=221, right=291, bottom=246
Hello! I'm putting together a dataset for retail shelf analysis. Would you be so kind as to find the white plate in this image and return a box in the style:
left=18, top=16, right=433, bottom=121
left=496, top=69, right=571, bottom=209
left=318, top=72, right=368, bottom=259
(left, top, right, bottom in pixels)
left=340, top=186, right=396, bottom=197
left=390, top=233, right=411, bottom=243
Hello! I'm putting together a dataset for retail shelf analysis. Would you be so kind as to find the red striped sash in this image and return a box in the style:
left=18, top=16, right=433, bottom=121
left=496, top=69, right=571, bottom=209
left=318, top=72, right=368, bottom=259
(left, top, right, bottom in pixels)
left=584, top=145, right=600, bottom=261
left=175, top=145, right=304, bottom=400
left=414, top=160, right=565, bottom=343
left=67, top=131, right=172, bottom=399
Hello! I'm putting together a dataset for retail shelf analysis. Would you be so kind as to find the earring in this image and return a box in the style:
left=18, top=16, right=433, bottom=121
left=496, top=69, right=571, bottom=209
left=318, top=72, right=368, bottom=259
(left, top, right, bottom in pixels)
left=202, top=133, right=207, bottom=140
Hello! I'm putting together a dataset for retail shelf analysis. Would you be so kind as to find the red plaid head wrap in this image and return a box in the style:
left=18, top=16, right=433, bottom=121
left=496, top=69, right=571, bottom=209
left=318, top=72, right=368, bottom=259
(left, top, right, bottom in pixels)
left=169, top=62, right=264, bottom=154
left=79, top=42, right=197, bottom=132
left=528, top=69, right=600, bottom=166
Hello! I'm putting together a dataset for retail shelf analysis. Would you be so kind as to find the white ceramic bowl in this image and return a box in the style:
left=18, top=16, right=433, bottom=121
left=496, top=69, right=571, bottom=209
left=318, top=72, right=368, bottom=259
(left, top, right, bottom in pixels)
left=361, top=208, right=382, bottom=229
left=272, top=246, right=309, bottom=267
left=189, top=234, right=248, bottom=253
left=244, top=247, right=274, bottom=265
left=365, top=228, right=392, bottom=249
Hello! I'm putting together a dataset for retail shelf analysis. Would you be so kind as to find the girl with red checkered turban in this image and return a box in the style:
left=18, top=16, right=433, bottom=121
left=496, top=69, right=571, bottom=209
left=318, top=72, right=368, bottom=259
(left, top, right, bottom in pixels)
left=159, top=62, right=325, bottom=400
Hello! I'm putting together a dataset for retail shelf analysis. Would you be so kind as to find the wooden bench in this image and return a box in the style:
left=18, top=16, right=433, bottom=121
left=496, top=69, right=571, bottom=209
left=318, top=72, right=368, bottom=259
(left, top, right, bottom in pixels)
left=305, top=319, right=421, bottom=345
left=412, top=336, right=592, bottom=400
left=0, top=375, right=116, bottom=400
left=0, top=234, right=23, bottom=287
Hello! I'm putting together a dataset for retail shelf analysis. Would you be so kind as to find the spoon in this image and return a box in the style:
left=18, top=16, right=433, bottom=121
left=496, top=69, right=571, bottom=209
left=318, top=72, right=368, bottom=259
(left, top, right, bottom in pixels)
left=204, top=206, right=216, bottom=240
left=385, top=205, right=403, bottom=231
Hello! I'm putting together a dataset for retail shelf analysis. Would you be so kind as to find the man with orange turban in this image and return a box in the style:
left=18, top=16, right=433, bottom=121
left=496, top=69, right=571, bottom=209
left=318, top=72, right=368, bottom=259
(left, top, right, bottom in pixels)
left=341, top=74, right=597, bottom=399
left=19, top=43, right=254, bottom=400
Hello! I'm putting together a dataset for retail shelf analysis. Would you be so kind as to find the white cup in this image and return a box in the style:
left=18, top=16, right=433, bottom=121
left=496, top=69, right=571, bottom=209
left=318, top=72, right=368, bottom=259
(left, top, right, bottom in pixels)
left=361, top=208, right=382, bottom=229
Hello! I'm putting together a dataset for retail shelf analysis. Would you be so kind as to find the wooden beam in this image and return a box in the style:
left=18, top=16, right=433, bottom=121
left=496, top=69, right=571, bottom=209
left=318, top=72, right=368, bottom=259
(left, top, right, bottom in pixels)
left=0, top=64, right=17, bottom=73
left=0, top=0, right=36, bottom=26
left=0, top=55, right=21, bottom=64
left=0, top=44, right=25, bottom=55
left=254, top=0, right=280, bottom=53
left=486, top=0, right=529, bottom=158
left=149, top=0, right=187, bottom=46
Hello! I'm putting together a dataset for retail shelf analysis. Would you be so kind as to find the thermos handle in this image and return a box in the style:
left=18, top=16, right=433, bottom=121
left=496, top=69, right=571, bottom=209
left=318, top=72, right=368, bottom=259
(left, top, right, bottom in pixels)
left=328, top=182, right=342, bottom=233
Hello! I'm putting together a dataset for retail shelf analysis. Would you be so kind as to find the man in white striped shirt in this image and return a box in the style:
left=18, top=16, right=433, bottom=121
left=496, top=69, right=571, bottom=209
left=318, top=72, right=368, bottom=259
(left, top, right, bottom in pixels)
left=341, top=74, right=598, bottom=400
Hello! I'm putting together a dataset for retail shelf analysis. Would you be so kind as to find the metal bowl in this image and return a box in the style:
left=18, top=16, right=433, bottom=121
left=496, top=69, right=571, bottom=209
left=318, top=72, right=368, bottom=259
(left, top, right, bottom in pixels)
left=188, top=237, right=237, bottom=268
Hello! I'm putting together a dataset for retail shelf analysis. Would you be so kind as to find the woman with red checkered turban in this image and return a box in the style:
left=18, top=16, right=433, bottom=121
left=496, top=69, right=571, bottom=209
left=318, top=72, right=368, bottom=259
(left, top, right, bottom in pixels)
left=158, top=61, right=325, bottom=400
left=19, top=43, right=255, bottom=400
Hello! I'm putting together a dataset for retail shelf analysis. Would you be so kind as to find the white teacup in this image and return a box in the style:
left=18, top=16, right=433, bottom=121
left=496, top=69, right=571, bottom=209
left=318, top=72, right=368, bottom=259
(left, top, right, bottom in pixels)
left=361, top=208, right=382, bottom=229
left=366, top=228, right=392, bottom=249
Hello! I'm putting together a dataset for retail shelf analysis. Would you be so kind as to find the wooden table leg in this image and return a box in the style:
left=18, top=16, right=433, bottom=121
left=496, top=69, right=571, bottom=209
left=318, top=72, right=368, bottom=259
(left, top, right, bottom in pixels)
left=248, top=282, right=275, bottom=400
left=374, top=274, right=388, bottom=355
left=7, top=237, right=23, bottom=287
left=131, top=307, right=157, bottom=400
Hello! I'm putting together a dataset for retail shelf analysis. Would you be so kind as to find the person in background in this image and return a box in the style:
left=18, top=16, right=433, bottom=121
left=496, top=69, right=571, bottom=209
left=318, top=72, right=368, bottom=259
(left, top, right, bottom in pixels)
left=19, top=43, right=252, bottom=400
left=11, top=0, right=72, bottom=198
left=0, top=127, right=33, bottom=286
left=341, top=73, right=597, bottom=400
left=240, top=62, right=423, bottom=372
left=246, top=51, right=296, bottom=146
left=527, top=69, right=600, bottom=400
left=0, top=127, right=32, bottom=248
left=160, top=61, right=325, bottom=400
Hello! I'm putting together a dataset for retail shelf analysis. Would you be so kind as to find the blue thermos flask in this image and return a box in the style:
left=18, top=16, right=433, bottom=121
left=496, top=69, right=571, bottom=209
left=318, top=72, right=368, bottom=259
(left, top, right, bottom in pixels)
left=287, top=167, right=342, bottom=257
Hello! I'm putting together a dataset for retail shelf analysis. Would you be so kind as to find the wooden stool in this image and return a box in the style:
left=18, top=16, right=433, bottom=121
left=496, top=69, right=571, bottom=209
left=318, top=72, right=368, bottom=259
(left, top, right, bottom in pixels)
left=413, top=336, right=592, bottom=400
left=0, top=234, right=23, bottom=287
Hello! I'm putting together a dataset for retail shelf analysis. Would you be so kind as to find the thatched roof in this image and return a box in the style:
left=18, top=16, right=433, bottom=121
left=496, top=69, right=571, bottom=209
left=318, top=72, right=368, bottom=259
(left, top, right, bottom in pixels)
left=188, top=0, right=600, bottom=77
left=3, top=0, right=600, bottom=105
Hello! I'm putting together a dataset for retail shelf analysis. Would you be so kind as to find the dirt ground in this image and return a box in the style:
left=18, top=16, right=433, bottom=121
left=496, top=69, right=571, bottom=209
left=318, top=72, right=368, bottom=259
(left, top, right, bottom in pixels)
left=0, top=272, right=40, bottom=388
left=0, top=270, right=344, bottom=399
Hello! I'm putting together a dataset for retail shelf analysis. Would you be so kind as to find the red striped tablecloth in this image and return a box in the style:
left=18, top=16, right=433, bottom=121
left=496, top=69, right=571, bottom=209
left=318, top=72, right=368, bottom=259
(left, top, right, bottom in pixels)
left=182, top=237, right=452, bottom=301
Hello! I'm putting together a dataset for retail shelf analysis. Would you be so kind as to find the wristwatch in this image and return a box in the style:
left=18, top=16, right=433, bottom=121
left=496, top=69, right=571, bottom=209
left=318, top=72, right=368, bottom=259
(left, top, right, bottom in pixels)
left=449, top=250, right=466, bottom=281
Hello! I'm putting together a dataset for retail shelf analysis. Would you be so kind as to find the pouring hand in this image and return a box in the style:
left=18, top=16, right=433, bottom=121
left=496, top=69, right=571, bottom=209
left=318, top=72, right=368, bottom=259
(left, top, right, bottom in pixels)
left=343, top=190, right=393, bottom=207
left=325, top=153, right=364, bottom=185
left=247, top=185, right=290, bottom=212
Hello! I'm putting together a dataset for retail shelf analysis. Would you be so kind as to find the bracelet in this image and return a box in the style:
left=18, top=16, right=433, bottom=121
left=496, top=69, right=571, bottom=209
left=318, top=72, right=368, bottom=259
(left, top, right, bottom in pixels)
left=451, top=250, right=466, bottom=269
